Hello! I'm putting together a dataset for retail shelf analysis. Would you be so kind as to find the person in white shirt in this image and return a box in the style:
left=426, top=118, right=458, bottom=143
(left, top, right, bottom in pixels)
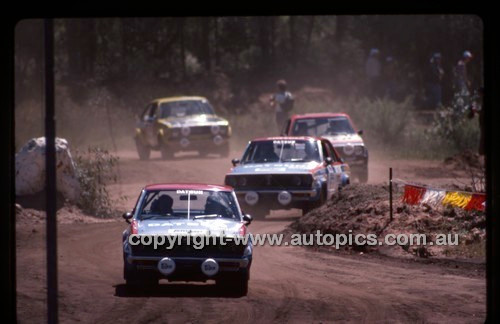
left=270, top=79, right=294, bottom=133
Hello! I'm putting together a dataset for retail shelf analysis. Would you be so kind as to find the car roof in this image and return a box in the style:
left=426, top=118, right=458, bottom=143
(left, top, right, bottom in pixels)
left=291, top=112, right=350, bottom=119
left=251, top=136, right=322, bottom=142
left=153, top=96, right=208, bottom=104
left=144, top=183, right=233, bottom=192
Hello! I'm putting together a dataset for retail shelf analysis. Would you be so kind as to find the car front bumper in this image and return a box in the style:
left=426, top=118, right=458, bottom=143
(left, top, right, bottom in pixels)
left=235, top=188, right=321, bottom=209
left=126, top=255, right=251, bottom=281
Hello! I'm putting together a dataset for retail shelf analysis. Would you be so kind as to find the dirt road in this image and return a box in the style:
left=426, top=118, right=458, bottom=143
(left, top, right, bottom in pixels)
left=16, top=148, right=486, bottom=323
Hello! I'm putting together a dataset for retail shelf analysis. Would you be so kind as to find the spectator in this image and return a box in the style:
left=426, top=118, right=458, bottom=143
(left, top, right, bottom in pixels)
left=426, top=52, right=445, bottom=108
left=270, top=79, right=294, bottom=133
left=365, top=48, right=382, bottom=98
left=454, top=50, right=473, bottom=96
left=468, top=86, right=485, bottom=155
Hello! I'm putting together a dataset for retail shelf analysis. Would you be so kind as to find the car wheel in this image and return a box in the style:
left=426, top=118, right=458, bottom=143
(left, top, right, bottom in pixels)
left=245, top=204, right=269, bottom=220
left=358, top=165, right=368, bottom=183
left=218, top=142, right=230, bottom=158
left=135, top=138, right=151, bottom=160
left=160, top=145, right=174, bottom=160
left=303, top=186, right=326, bottom=215
left=216, top=271, right=249, bottom=296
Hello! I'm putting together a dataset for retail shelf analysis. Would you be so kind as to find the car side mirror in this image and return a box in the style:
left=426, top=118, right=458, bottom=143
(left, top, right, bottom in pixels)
left=122, top=212, right=133, bottom=224
left=325, top=157, right=333, bottom=165
left=242, top=214, right=252, bottom=225
left=231, top=158, right=240, bottom=166
left=358, top=130, right=364, bottom=136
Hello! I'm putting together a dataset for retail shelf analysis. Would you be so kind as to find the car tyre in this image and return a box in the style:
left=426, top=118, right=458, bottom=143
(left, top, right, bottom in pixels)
left=160, top=144, right=174, bottom=160
left=135, top=138, right=151, bottom=160
left=358, top=165, right=368, bottom=183
left=245, top=204, right=269, bottom=220
left=218, top=142, right=230, bottom=158
left=216, top=271, right=249, bottom=296
left=302, top=186, right=326, bottom=215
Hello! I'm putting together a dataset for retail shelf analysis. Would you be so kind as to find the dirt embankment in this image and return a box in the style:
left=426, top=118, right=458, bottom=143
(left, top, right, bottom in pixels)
left=15, top=203, right=115, bottom=227
left=287, top=184, right=486, bottom=260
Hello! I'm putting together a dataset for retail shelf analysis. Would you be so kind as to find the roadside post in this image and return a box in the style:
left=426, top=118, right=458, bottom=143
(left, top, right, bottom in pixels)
left=389, top=167, right=393, bottom=222
left=45, top=19, right=58, bottom=324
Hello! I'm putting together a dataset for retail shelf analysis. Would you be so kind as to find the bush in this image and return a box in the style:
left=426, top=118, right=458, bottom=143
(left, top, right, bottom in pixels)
left=428, top=105, right=480, bottom=153
left=74, top=147, right=123, bottom=218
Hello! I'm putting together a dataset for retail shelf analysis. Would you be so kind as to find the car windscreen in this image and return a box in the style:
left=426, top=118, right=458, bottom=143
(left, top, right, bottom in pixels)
left=158, top=100, right=215, bottom=118
left=138, top=190, right=240, bottom=221
left=292, top=117, right=355, bottom=136
left=241, top=140, right=320, bottom=164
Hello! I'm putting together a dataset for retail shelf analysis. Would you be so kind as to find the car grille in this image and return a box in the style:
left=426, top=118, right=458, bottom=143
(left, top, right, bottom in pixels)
left=225, top=174, right=313, bottom=190
left=130, top=237, right=245, bottom=258
left=189, top=126, right=212, bottom=135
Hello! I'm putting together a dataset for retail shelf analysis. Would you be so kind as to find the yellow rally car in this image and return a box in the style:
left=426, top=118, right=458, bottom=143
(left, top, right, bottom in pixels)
left=134, top=96, right=231, bottom=160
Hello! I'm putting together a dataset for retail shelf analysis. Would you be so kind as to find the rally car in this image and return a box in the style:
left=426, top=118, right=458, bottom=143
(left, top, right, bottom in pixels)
left=122, top=183, right=252, bottom=295
left=224, top=136, right=350, bottom=218
left=134, top=96, right=231, bottom=160
left=281, top=113, right=369, bottom=182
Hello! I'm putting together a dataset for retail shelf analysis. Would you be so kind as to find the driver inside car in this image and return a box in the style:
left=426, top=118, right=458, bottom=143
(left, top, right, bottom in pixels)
left=294, top=122, right=309, bottom=136
left=255, top=142, right=280, bottom=162
left=150, top=194, right=174, bottom=215
left=325, top=120, right=339, bottom=135
left=204, top=195, right=230, bottom=218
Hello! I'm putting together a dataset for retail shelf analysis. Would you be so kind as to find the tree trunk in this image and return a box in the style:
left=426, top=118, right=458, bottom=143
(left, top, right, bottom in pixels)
left=289, top=16, right=297, bottom=67
left=200, top=17, right=211, bottom=72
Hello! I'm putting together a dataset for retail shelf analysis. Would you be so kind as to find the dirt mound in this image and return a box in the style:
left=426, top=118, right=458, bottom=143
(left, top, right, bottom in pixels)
left=287, top=184, right=485, bottom=259
left=15, top=203, right=116, bottom=226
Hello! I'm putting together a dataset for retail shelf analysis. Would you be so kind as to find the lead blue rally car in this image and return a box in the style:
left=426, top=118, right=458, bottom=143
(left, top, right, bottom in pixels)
left=224, top=136, right=350, bottom=218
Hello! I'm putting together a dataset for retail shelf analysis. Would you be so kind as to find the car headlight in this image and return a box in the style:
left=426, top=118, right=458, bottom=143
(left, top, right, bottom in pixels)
left=354, top=145, right=364, bottom=155
left=226, top=176, right=237, bottom=187
left=181, top=126, right=191, bottom=137
left=292, top=175, right=302, bottom=186
left=238, top=177, right=247, bottom=186
left=343, top=145, right=355, bottom=156
left=211, top=125, right=220, bottom=135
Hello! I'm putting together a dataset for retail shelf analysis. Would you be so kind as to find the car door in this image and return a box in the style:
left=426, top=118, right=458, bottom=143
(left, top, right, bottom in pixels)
left=326, top=140, right=349, bottom=188
left=320, top=140, right=339, bottom=198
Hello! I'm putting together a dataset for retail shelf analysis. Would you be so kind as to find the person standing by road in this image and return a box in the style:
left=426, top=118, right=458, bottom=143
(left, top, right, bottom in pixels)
left=453, top=50, right=474, bottom=112
left=270, top=79, right=294, bottom=133
left=468, top=86, right=485, bottom=155
left=454, top=50, right=473, bottom=96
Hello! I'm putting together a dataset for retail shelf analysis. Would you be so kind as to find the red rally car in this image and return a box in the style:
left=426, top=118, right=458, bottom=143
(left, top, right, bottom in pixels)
left=281, top=113, right=369, bottom=183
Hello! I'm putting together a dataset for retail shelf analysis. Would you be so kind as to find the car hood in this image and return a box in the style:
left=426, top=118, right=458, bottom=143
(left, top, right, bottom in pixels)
left=229, top=161, right=322, bottom=175
left=137, top=218, right=242, bottom=236
left=322, top=133, right=363, bottom=145
left=158, top=115, right=228, bottom=127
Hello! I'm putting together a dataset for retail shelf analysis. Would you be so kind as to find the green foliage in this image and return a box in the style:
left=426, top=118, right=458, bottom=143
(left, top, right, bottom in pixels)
left=428, top=103, right=480, bottom=153
left=348, top=96, right=413, bottom=144
left=74, top=147, right=123, bottom=218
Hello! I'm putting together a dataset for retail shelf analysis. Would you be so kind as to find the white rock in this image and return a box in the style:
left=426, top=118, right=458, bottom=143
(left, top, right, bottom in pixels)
left=15, top=137, right=81, bottom=202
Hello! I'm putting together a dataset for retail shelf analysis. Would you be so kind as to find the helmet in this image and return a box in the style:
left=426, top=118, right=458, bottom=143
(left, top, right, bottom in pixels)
left=463, top=51, right=473, bottom=59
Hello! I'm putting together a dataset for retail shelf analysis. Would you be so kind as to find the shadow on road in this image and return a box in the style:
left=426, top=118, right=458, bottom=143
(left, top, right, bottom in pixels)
left=114, top=283, right=245, bottom=298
